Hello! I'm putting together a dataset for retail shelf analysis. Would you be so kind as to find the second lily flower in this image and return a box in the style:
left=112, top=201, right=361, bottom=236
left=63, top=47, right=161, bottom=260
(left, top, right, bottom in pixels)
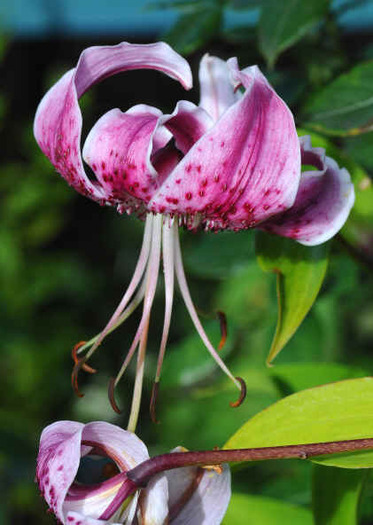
left=34, top=42, right=354, bottom=422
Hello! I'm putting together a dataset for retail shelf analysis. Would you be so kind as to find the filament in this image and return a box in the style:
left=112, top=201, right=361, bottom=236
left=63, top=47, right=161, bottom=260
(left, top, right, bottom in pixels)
left=173, top=227, right=243, bottom=393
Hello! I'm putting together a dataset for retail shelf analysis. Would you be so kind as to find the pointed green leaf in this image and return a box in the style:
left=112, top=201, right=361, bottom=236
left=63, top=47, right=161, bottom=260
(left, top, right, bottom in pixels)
left=303, top=61, right=373, bottom=136
left=256, top=231, right=329, bottom=364
left=312, top=465, right=367, bottom=524
left=224, top=378, right=373, bottom=468
left=259, top=0, right=329, bottom=67
left=223, top=494, right=312, bottom=524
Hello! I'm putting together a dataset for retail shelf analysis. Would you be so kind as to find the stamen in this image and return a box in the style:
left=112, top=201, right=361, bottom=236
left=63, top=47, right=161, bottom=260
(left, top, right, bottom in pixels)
left=108, top=377, right=122, bottom=414
left=82, top=215, right=154, bottom=365
left=126, top=214, right=163, bottom=432
left=71, top=361, right=85, bottom=398
left=229, top=376, right=247, bottom=407
left=216, top=311, right=227, bottom=351
left=151, top=217, right=176, bottom=419
left=71, top=341, right=97, bottom=373
left=115, top=215, right=163, bottom=387
left=174, top=227, right=243, bottom=394
left=149, top=381, right=160, bottom=424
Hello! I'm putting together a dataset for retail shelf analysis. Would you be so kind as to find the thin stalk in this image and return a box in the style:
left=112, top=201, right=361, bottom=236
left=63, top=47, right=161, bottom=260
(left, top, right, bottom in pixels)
left=127, top=315, right=150, bottom=433
left=115, top=215, right=163, bottom=386
left=127, top=438, right=373, bottom=487
left=173, top=227, right=241, bottom=390
left=78, top=215, right=154, bottom=359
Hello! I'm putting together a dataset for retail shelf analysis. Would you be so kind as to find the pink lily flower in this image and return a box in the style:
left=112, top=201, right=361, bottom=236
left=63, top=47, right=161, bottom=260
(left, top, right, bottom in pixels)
left=33, top=42, right=354, bottom=418
left=36, top=420, right=231, bottom=524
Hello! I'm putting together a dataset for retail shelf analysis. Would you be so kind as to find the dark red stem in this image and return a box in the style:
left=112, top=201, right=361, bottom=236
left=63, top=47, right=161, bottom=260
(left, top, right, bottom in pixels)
left=127, top=438, right=373, bottom=487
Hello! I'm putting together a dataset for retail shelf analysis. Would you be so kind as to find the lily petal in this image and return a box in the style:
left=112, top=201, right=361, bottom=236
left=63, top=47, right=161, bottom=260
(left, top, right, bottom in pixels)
left=160, top=100, right=213, bottom=155
left=80, top=421, right=150, bottom=470
left=82, top=105, right=163, bottom=207
left=37, top=421, right=149, bottom=524
left=165, top=457, right=231, bottom=524
left=34, top=42, right=192, bottom=203
left=199, top=55, right=240, bottom=122
left=36, top=421, right=84, bottom=522
left=261, top=136, right=355, bottom=245
left=137, top=475, right=169, bottom=524
left=149, top=63, right=300, bottom=231
left=64, top=510, right=123, bottom=525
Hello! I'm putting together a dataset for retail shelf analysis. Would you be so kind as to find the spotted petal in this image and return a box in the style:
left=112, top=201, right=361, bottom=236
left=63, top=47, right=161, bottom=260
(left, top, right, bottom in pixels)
left=36, top=421, right=84, bottom=523
left=149, top=62, right=300, bottom=231
left=261, top=136, right=355, bottom=245
left=82, top=105, right=163, bottom=207
left=33, top=42, right=192, bottom=204
left=37, top=421, right=150, bottom=524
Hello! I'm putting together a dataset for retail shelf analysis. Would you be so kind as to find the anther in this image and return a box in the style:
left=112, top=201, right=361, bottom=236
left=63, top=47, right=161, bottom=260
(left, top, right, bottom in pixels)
left=71, top=361, right=85, bottom=398
left=230, top=377, right=247, bottom=408
left=216, top=311, right=227, bottom=351
left=150, top=381, right=160, bottom=424
left=71, top=341, right=97, bottom=374
left=108, top=377, right=122, bottom=414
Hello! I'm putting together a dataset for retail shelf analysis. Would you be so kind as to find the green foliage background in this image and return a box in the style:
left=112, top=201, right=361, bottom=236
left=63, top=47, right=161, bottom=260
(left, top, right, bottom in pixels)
left=1, top=0, right=373, bottom=523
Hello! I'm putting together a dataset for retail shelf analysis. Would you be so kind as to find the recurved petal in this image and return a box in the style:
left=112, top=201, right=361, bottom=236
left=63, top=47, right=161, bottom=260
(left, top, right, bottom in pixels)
left=199, top=55, right=240, bottom=122
left=165, top=459, right=231, bottom=524
left=82, top=105, right=163, bottom=206
left=160, top=100, right=213, bottom=155
left=63, top=422, right=148, bottom=523
left=81, top=421, right=150, bottom=471
left=34, top=42, right=192, bottom=204
left=149, top=63, right=300, bottom=230
left=36, top=421, right=84, bottom=523
left=261, top=136, right=355, bottom=245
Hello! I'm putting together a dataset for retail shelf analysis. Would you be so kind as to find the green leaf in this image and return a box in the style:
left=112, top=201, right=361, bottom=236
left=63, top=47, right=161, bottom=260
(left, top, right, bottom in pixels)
left=344, top=132, right=373, bottom=172
left=303, top=61, right=373, bottom=136
left=256, top=231, right=328, bottom=364
left=224, top=378, right=373, bottom=468
left=312, top=464, right=368, bottom=524
left=258, top=0, right=329, bottom=67
left=223, top=494, right=313, bottom=524
left=271, top=362, right=368, bottom=394
left=162, top=3, right=222, bottom=55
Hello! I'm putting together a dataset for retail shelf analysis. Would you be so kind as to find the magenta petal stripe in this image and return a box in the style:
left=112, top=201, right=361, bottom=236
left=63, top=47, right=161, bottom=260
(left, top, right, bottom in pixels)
left=261, top=135, right=355, bottom=245
left=149, top=63, right=300, bottom=231
left=33, top=42, right=192, bottom=204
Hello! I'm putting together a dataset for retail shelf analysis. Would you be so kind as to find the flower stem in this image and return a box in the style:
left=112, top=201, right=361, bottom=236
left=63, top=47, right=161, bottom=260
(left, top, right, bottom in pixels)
left=127, top=438, right=373, bottom=487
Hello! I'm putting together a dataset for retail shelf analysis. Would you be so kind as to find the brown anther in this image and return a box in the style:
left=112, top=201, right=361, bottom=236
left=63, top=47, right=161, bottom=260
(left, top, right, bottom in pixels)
left=150, top=382, right=160, bottom=424
left=71, top=361, right=85, bottom=398
left=71, top=341, right=97, bottom=374
left=108, top=378, right=122, bottom=414
left=202, top=464, right=223, bottom=474
left=230, top=376, right=247, bottom=408
left=216, top=311, right=227, bottom=351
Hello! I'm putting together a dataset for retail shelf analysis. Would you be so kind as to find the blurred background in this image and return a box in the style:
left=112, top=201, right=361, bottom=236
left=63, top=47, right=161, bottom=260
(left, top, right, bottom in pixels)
left=1, top=0, right=373, bottom=523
